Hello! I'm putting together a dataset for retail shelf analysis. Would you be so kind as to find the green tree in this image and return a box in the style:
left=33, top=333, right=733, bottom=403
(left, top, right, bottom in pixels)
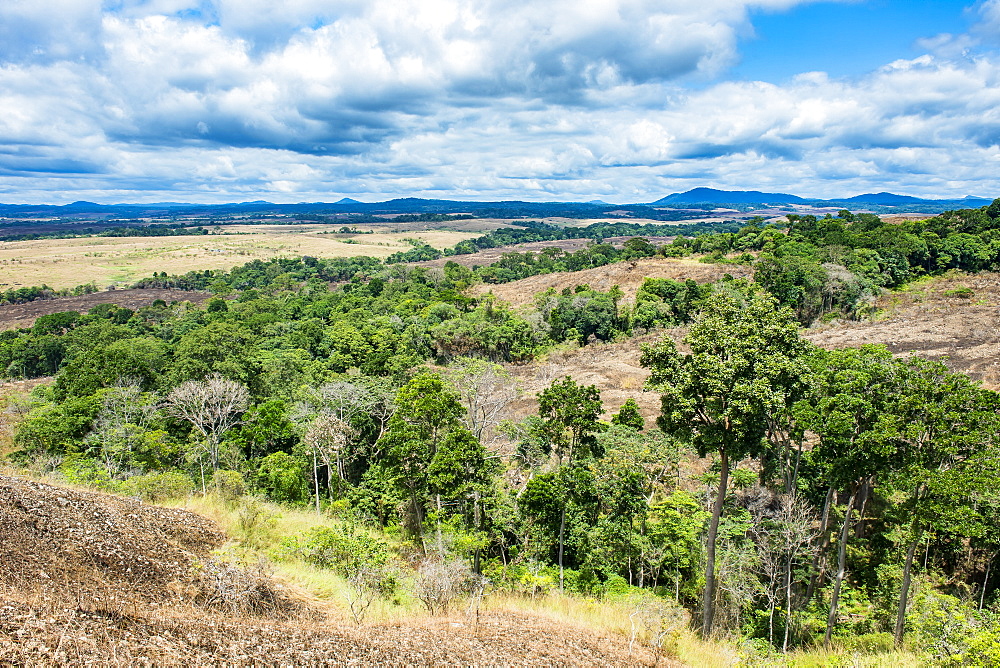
left=536, top=376, right=605, bottom=463
left=377, top=372, right=492, bottom=550
left=794, top=345, right=904, bottom=646
left=611, top=398, right=644, bottom=431
left=641, top=285, right=810, bottom=638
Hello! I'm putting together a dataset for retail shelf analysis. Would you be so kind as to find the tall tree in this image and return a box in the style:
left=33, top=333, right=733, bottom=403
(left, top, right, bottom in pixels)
left=641, top=285, right=810, bottom=638
left=165, top=373, right=249, bottom=479
left=795, top=345, right=904, bottom=647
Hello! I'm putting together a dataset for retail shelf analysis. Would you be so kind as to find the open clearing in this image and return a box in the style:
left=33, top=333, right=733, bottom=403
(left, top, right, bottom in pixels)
left=472, top=256, right=753, bottom=309
left=0, top=289, right=210, bottom=331
left=0, top=474, right=660, bottom=666
left=805, top=271, right=1000, bottom=389
left=0, top=225, right=479, bottom=291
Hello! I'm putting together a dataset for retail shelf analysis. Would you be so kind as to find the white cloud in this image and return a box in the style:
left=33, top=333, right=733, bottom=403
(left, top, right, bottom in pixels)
left=0, top=0, right=998, bottom=202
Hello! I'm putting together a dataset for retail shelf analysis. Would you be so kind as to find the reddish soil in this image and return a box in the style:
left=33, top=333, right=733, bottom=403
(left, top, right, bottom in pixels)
left=0, top=475, right=662, bottom=666
left=0, top=289, right=210, bottom=331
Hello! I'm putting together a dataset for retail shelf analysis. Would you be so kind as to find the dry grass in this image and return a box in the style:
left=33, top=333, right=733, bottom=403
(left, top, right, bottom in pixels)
left=0, top=226, right=478, bottom=290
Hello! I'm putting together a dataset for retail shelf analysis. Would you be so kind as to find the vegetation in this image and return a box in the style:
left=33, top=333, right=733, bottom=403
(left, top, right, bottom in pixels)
left=5, top=198, right=1000, bottom=663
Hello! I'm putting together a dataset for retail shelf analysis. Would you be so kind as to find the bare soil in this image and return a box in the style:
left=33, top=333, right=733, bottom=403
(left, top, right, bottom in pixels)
left=805, top=272, right=1000, bottom=389
left=0, top=475, right=660, bottom=666
left=473, top=257, right=753, bottom=309
left=0, top=289, right=210, bottom=331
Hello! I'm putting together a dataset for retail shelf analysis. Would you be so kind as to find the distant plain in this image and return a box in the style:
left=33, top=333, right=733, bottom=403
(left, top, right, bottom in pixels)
left=0, top=224, right=481, bottom=290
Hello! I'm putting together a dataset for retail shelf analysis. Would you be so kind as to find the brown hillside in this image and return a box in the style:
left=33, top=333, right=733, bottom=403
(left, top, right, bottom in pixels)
left=473, top=257, right=753, bottom=309
left=0, top=289, right=210, bottom=331
left=805, top=271, right=1000, bottom=389
left=0, top=476, right=226, bottom=606
left=0, top=476, right=659, bottom=666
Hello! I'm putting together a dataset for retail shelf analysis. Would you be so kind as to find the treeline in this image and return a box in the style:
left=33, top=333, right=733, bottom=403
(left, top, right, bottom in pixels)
left=703, top=201, right=1000, bottom=323
left=0, top=282, right=98, bottom=305
left=0, top=223, right=210, bottom=242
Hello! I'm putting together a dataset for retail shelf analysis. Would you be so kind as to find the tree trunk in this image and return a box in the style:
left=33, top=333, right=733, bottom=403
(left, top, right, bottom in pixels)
left=701, top=448, right=730, bottom=639
left=894, top=536, right=919, bottom=646
left=313, top=451, right=320, bottom=516
left=807, top=486, right=836, bottom=603
left=824, top=483, right=860, bottom=647
left=981, top=554, right=993, bottom=611
left=558, top=506, right=566, bottom=593
left=783, top=550, right=795, bottom=653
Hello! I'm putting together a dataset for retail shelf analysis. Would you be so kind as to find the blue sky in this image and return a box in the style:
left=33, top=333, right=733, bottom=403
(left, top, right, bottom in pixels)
left=0, top=0, right=999, bottom=204
left=738, top=1, right=975, bottom=81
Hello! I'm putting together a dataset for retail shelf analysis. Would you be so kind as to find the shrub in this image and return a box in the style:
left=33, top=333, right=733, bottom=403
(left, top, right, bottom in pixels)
left=838, top=632, right=894, bottom=655
left=123, top=471, right=195, bottom=501
left=60, top=456, right=114, bottom=490
left=413, top=558, right=476, bottom=615
left=235, top=496, right=278, bottom=549
left=211, top=469, right=246, bottom=502
left=196, top=556, right=300, bottom=619
left=286, top=524, right=393, bottom=577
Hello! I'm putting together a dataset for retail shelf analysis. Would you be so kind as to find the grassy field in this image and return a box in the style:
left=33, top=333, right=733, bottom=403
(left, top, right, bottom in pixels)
left=0, top=225, right=480, bottom=290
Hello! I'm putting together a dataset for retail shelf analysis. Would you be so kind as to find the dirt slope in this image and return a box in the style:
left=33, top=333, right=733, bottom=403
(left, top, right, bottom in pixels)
left=0, top=476, right=225, bottom=606
left=0, top=476, right=659, bottom=666
left=473, top=257, right=753, bottom=309
left=805, top=272, right=1000, bottom=389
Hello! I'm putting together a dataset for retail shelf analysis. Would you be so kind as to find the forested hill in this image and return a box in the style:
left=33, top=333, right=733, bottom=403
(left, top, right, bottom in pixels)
left=3, top=198, right=1000, bottom=662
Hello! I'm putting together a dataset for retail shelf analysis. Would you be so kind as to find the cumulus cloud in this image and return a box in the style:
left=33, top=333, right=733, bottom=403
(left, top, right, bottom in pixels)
left=0, top=0, right=998, bottom=202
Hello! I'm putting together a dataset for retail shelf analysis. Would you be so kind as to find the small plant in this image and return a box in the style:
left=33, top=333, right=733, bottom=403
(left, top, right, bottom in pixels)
left=413, top=558, right=475, bottom=615
left=196, top=556, right=299, bottom=619
left=235, top=496, right=278, bottom=549
left=944, top=286, right=974, bottom=299
left=627, top=595, right=689, bottom=665
left=211, top=469, right=246, bottom=503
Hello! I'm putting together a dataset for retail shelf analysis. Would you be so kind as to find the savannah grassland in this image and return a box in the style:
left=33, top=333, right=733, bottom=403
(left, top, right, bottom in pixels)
left=0, top=224, right=481, bottom=291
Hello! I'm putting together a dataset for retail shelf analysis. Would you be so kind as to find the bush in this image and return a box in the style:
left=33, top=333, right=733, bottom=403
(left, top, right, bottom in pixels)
left=211, top=469, right=246, bottom=502
left=59, top=456, right=115, bottom=490
left=122, top=471, right=195, bottom=502
left=285, top=524, right=393, bottom=577
left=235, top=496, right=278, bottom=549
left=413, top=558, right=477, bottom=615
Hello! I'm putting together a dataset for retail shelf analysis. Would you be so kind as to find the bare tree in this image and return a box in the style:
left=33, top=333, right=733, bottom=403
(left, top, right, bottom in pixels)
left=303, top=414, right=353, bottom=511
left=297, top=377, right=396, bottom=441
left=165, top=374, right=249, bottom=477
left=88, top=378, right=159, bottom=475
left=443, top=357, right=518, bottom=444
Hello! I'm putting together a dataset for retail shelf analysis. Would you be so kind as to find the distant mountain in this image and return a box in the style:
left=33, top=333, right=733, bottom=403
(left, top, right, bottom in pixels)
left=841, top=192, right=928, bottom=205
left=335, top=197, right=363, bottom=205
left=649, top=188, right=995, bottom=210
left=652, top=188, right=806, bottom=205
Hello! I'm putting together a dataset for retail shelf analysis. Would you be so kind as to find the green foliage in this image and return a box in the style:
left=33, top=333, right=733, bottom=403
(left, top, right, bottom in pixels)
left=211, top=469, right=247, bottom=502
left=254, top=451, right=308, bottom=504
left=611, top=398, right=644, bottom=431
left=285, top=524, right=393, bottom=578
left=121, top=471, right=195, bottom=501
left=536, top=376, right=605, bottom=461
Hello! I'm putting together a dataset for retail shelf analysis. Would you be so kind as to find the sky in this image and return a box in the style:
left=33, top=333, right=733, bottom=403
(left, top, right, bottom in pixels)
left=1, top=0, right=999, bottom=204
